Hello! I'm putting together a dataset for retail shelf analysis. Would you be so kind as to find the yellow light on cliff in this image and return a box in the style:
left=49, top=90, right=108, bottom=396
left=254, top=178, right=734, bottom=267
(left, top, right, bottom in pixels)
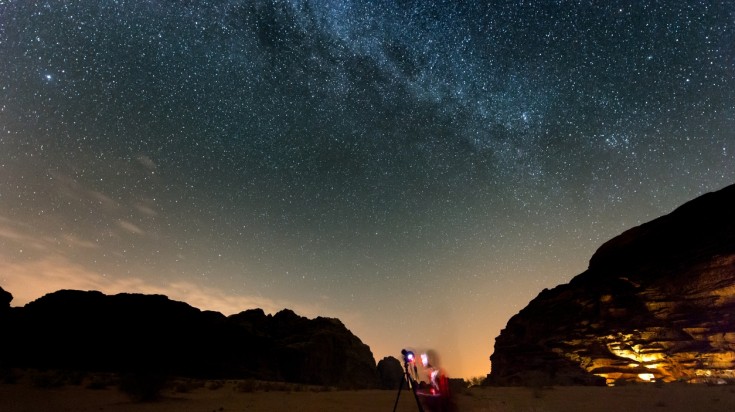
left=607, top=340, right=666, bottom=364
left=638, top=373, right=655, bottom=382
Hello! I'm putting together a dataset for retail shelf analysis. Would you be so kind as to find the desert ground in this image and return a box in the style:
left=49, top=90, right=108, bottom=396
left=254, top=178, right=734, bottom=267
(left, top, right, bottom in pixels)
left=2, top=372, right=735, bottom=412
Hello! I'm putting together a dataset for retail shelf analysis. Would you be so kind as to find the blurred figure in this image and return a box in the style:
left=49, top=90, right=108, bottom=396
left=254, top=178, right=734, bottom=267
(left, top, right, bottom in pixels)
left=417, top=350, right=455, bottom=412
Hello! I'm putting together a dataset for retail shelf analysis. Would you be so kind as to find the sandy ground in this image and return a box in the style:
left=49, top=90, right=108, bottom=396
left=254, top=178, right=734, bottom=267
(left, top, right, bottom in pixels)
left=2, top=376, right=735, bottom=412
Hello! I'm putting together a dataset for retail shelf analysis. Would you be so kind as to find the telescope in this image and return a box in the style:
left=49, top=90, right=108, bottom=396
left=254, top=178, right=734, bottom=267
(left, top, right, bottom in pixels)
left=392, top=349, right=424, bottom=412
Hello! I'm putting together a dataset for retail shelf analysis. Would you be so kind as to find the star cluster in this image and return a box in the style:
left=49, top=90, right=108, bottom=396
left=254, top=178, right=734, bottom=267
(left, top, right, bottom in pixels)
left=1, top=0, right=733, bottom=378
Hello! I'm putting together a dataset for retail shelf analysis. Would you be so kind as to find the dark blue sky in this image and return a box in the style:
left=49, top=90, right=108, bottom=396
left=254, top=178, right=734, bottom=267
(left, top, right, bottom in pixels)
left=1, top=0, right=733, bottom=377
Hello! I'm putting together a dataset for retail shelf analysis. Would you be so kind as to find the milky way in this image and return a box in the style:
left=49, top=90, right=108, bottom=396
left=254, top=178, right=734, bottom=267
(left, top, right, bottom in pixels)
left=1, top=0, right=734, bottom=378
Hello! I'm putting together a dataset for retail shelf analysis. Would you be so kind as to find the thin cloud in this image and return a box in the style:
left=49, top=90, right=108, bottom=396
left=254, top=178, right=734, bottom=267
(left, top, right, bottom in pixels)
left=117, top=220, right=145, bottom=235
left=134, top=202, right=158, bottom=217
left=136, top=154, right=157, bottom=170
left=61, top=234, right=100, bottom=249
left=0, top=218, right=49, bottom=252
left=0, top=254, right=285, bottom=316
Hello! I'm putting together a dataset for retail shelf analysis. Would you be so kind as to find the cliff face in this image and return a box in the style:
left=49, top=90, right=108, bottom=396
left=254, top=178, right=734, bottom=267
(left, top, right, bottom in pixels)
left=489, top=184, right=735, bottom=386
left=0, top=289, right=379, bottom=388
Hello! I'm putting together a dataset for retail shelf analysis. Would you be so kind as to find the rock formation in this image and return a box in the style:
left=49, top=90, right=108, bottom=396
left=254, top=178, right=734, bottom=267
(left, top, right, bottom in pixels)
left=488, top=184, right=735, bottom=386
left=229, top=308, right=379, bottom=387
left=0, top=286, right=11, bottom=368
left=0, top=286, right=11, bottom=313
left=0, top=289, right=379, bottom=388
left=377, top=356, right=404, bottom=389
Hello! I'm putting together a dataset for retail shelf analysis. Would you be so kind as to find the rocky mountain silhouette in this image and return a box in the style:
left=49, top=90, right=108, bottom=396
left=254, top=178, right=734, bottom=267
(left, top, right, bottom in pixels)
left=0, top=288, right=379, bottom=388
left=488, top=183, right=735, bottom=386
left=376, top=356, right=403, bottom=389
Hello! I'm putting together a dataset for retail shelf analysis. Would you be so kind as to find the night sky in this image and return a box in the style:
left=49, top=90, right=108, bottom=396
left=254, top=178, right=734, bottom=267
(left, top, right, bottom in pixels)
left=1, top=0, right=734, bottom=379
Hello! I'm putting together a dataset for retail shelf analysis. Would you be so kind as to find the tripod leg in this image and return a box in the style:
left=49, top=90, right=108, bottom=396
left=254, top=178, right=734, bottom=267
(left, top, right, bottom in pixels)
left=392, top=374, right=405, bottom=412
left=394, top=361, right=425, bottom=412
left=409, top=377, right=425, bottom=412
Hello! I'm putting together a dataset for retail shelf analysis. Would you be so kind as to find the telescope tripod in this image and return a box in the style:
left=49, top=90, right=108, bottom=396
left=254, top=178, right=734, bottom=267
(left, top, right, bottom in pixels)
left=392, top=360, right=424, bottom=412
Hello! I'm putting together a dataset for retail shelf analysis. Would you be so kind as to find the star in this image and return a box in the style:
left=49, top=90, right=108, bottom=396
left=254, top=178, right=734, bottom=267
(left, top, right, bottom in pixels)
left=0, top=0, right=733, bottom=380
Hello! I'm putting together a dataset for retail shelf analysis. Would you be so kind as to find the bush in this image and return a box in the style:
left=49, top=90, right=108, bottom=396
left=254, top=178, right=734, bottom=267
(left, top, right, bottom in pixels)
left=118, top=372, right=168, bottom=402
left=30, top=370, right=66, bottom=388
left=173, top=379, right=204, bottom=393
left=465, top=376, right=486, bottom=387
left=260, top=381, right=289, bottom=392
left=0, top=368, right=20, bottom=384
left=233, top=379, right=257, bottom=393
left=207, top=380, right=225, bottom=390
left=61, top=370, right=86, bottom=386
left=86, top=374, right=114, bottom=390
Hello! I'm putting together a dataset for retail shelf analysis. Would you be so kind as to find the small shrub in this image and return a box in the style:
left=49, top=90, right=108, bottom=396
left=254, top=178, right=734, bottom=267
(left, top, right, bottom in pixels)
left=60, top=370, right=86, bottom=386
left=613, top=378, right=628, bottom=387
left=466, top=376, right=486, bottom=387
left=86, top=378, right=111, bottom=390
left=0, top=368, right=20, bottom=384
left=173, top=379, right=204, bottom=393
left=525, top=371, right=551, bottom=399
left=207, top=380, right=225, bottom=390
left=118, top=372, right=168, bottom=402
left=531, top=386, right=544, bottom=399
left=261, top=381, right=287, bottom=392
left=30, top=371, right=65, bottom=388
left=173, top=381, right=191, bottom=393
left=233, top=379, right=257, bottom=393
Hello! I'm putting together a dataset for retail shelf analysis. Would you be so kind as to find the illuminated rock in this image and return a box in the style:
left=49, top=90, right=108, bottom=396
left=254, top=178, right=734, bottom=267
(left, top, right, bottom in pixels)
left=488, top=184, right=735, bottom=386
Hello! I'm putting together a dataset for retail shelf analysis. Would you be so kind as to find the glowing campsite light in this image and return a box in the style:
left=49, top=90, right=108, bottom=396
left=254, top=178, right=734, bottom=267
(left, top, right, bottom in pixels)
left=638, top=373, right=655, bottom=382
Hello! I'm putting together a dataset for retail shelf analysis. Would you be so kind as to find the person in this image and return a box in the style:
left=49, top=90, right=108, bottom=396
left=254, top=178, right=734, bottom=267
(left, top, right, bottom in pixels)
left=417, top=350, right=454, bottom=412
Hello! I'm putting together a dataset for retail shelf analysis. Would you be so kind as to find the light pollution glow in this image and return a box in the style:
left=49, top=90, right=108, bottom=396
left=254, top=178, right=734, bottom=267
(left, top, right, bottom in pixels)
left=2, top=0, right=734, bottom=379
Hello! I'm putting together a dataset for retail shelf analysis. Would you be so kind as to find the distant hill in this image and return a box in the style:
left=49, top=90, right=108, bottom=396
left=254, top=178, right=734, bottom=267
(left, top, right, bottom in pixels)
left=488, top=183, right=735, bottom=386
left=0, top=288, right=379, bottom=388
